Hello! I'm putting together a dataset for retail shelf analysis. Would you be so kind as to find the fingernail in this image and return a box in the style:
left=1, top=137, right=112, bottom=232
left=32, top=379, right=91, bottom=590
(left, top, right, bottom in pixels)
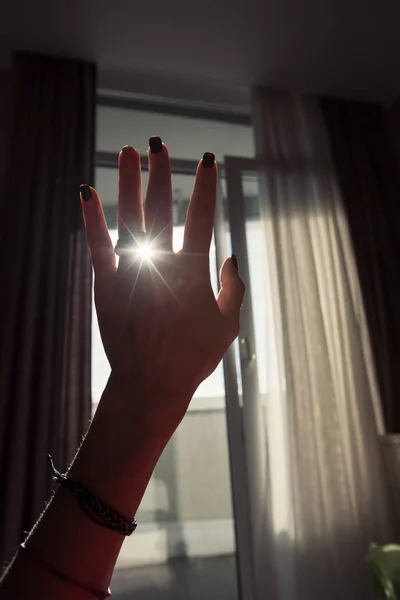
left=80, top=184, right=92, bottom=201
left=231, top=253, right=239, bottom=271
left=121, top=145, right=134, bottom=151
left=202, top=152, right=215, bottom=168
left=149, top=136, right=163, bottom=153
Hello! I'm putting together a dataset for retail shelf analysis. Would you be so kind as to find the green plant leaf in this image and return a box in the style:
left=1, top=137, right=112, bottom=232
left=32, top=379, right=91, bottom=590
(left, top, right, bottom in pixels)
left=367, top=543, right=400, bottom=599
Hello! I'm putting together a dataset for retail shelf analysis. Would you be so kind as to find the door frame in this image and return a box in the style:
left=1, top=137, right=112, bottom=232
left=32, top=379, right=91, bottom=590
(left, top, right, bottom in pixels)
left=217, top=156, right=264, bottom=600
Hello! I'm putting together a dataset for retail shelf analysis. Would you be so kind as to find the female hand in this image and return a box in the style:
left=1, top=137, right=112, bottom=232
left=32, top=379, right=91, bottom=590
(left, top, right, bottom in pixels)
left=81, top=139, right=244, bottom=436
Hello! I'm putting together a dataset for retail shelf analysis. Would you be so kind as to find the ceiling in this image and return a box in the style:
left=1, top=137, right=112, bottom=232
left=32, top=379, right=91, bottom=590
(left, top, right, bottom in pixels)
left=1, top=0, right=399, bottom=108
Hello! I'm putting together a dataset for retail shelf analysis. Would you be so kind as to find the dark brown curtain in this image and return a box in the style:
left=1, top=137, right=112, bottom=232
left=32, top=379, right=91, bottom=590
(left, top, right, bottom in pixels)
left=321, top=98, right=400, bottom=433
left=0, top=53, right=95, bottom=566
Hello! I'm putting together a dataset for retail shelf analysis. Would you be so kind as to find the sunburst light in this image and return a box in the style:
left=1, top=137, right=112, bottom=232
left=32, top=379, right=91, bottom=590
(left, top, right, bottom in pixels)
left=136, top=242, right=155, bottom=261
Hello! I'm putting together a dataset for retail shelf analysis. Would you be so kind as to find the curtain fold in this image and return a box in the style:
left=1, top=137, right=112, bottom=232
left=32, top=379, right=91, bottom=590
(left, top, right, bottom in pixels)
left=250, top=88, right=395, bottom=600
left=0, top=52, right=95, bottom=566
left=321, top=99, right=400, bottom=433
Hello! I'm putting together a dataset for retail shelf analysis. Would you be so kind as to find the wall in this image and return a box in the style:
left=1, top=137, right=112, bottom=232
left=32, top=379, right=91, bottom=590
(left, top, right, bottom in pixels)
left=98, top=68, right=251, bottom=116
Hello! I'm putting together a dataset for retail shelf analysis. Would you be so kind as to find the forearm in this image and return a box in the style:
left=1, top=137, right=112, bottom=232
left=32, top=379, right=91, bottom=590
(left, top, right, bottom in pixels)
left=0, top=376, right=179, bottom=599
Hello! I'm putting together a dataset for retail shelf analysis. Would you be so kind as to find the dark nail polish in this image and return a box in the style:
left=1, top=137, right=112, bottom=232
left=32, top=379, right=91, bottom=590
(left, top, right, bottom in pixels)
left=80, top=184, right=92, bottom=201
left=149, top=136, right=163, bottom=153
left=202, top=152, right=215, bottom=168
left=231, top=253, right=239, bottom=271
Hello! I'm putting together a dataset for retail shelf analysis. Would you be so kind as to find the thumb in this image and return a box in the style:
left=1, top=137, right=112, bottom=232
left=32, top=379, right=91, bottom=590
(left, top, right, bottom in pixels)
left=217, top=254, right=245, bottom=337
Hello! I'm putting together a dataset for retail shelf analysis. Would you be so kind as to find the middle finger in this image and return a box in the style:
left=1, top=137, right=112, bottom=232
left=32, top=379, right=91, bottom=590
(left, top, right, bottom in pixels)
left=144, top=137, right=173, bottom=251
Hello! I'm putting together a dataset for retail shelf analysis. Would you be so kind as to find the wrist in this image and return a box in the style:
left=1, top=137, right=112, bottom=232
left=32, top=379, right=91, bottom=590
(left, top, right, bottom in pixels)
left=101, top=371, right=193, bottom=436
left=67, top=374, right=192, bottom=519
left=106, top=369, right=195, bottom=407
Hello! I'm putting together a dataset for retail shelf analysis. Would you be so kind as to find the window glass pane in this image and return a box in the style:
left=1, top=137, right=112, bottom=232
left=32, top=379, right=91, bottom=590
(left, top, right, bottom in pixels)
left=241, top=174, right=285, bottom=396
left=97, top=105, right=255, bottom=161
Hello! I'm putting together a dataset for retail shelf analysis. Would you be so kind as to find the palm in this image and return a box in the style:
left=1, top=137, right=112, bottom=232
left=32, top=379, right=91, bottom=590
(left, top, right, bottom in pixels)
left=96, top=252, right=223, bottom=393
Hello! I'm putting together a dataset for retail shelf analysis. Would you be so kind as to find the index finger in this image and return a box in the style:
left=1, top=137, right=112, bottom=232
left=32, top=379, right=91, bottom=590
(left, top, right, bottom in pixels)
left=182, top=153, right=217, bottom=254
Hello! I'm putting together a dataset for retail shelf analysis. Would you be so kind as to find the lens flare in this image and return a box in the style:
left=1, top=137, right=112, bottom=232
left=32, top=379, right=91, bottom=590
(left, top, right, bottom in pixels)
left=137, top=243, right=155, bottom=260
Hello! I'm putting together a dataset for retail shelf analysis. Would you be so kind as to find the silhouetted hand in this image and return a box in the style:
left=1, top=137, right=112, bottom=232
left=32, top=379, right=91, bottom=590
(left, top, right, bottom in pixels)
left=80, top=140, right=244, bottom=435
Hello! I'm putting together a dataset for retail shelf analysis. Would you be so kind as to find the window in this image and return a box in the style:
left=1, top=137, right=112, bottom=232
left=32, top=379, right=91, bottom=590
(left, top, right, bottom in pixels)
left=92, top=103, right=255, bottom=413
left=96, top=104, right=254, bottom=161
left=92, top=101, right=263, bottom=589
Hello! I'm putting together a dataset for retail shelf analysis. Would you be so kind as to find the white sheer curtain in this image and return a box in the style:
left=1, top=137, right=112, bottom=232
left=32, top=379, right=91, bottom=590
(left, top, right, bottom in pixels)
left=249, top=88, right=395, bottom=600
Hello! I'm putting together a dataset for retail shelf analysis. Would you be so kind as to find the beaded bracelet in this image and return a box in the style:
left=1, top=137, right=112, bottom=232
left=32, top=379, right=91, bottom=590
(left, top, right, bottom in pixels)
left=19, top=543, right=112, bottom=599
left=47, top=455, right=137, bottom=536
